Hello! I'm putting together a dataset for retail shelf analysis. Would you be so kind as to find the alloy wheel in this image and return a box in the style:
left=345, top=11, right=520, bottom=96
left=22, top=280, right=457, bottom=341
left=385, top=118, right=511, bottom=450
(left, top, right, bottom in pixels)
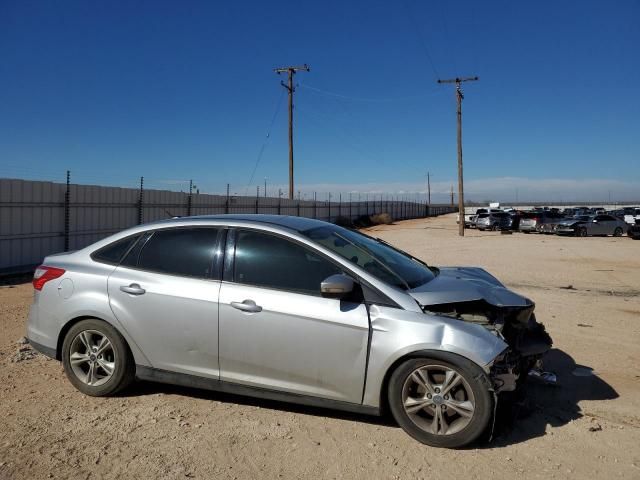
left=401, top=365, right=476, bottom=436
left=68, top=330, right=116, bottom=387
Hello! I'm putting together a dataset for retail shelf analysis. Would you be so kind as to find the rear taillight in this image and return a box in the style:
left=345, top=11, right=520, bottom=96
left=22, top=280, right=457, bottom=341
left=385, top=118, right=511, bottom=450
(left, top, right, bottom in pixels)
left=33, top=265, right=66, bottom=291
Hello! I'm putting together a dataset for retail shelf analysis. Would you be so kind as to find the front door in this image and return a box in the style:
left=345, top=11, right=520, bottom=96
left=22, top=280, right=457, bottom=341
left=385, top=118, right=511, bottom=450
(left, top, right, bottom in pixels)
left=218, top=229, right=370, bottom=403
left=107, top=227, right=223, bottom=378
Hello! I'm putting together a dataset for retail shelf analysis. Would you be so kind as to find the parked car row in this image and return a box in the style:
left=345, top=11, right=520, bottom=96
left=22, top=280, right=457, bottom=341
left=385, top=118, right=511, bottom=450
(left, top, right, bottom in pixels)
left=463, top=206, right=639, bottom=238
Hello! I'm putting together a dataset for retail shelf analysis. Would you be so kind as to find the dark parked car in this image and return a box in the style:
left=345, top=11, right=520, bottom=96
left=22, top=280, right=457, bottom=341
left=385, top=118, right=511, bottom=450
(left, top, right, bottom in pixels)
left=627, top=223, right=640, bottom=240
left=556, top=214, right=628, bottom=237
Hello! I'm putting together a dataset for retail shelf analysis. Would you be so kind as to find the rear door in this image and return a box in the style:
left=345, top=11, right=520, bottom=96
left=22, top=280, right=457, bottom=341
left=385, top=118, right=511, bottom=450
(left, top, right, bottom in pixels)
left=218, top=229, right=370, bottom=403
left=600, top=215, right=619, bottom=234
left=107, top=227, right=223, bottom=378
left=592, top=215, right=610, bottom=235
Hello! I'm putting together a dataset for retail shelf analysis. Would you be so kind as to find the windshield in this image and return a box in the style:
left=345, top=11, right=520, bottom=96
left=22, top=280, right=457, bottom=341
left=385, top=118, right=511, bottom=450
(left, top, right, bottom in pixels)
left=301, top=225, right=436, bottom=290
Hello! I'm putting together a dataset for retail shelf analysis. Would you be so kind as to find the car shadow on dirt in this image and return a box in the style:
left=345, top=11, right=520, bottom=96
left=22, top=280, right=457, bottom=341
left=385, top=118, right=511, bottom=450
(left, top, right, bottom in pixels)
left=485, top=348, right=618, bottom=448
left=125, top=347, right=617, bottom=446
left=126, top=381, right=397, bottom=428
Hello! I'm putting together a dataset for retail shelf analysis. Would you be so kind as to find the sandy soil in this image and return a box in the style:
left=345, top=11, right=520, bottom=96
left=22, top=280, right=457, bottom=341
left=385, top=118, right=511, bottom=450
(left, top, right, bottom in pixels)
left=1, top=214, right=639, bottom=479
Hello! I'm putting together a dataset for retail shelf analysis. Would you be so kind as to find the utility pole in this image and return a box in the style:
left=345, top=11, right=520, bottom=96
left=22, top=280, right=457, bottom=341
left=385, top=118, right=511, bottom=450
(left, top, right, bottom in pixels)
left=274, top=64, right=310, bottom=199
left=450, top=185, right=454, bottom=206
left=427, top=172, right=431, bottom=205
left=438, top=76, right=479, bottom=236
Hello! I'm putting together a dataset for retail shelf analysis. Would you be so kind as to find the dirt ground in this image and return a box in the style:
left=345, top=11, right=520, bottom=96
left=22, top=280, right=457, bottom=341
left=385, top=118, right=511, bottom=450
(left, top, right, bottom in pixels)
left=1, top=214, right=639, bottom=479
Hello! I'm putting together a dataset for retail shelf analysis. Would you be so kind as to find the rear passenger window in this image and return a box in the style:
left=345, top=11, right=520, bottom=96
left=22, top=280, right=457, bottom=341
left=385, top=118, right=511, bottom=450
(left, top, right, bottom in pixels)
left=130, top=228, right=221, bottom=279
left=234, top=230, right=341, bottom=295
left=92, top=235, right=139, bottom=265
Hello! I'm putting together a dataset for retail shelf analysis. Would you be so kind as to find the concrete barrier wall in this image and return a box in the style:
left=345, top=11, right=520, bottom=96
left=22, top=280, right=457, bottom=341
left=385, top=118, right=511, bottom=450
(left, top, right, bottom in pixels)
left=0, top=178, right=455, bottom=274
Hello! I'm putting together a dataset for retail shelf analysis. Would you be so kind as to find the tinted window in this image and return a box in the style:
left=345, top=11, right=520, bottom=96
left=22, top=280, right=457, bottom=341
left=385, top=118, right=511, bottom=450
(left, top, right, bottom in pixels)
left=92, top=235, right=139, bottom=265
left=234, top=230, right=341, bottom=295
left=302, top=225, right=436, bottom=290
left=133, top=228, right=221, bottom=279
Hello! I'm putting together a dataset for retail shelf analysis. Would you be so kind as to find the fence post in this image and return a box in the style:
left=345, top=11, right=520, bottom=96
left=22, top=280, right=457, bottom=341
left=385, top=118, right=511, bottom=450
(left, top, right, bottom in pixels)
left=187, top=179, right=193, bottom=216
left=278, top=188, right=282, bottom=215
left=255, top=186, right=259, bottom=214
left=64, top=170, right=70, bottom=252
left=225, top=184, right=230, bottom=214
left=138, top=176, right=144, bottom=224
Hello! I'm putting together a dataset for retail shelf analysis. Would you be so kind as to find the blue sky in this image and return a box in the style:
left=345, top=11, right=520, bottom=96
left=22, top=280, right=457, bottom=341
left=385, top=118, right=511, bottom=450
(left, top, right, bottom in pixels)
left=0, top=0, right=638, bottom=202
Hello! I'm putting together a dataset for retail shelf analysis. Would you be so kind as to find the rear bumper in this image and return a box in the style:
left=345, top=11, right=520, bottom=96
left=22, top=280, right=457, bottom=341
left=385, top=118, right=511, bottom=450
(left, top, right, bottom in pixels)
left=27, top=338, right=57, bottom=359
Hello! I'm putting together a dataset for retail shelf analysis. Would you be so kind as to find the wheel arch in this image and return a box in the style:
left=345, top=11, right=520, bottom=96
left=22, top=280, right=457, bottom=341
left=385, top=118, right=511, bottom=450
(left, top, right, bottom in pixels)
left=377, top=349, right=492, bottom=415
left=56, top=315, right=150, bottom=366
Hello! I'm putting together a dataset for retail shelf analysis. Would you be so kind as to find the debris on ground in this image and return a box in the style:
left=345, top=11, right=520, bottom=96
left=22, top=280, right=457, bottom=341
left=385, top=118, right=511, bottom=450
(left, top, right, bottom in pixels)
left=9, top=338, right=39, bottom=363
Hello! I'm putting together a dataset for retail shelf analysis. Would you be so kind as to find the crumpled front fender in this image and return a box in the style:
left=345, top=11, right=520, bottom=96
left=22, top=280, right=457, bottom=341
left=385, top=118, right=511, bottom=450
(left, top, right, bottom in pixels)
left=362, top=305, right=507, bottom=408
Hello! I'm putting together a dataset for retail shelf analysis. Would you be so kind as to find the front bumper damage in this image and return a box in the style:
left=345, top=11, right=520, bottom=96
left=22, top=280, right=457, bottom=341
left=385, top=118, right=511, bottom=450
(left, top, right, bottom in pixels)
left=422, top=300, right=553, bottom=393
left=409, top=267, right=553, bottom=395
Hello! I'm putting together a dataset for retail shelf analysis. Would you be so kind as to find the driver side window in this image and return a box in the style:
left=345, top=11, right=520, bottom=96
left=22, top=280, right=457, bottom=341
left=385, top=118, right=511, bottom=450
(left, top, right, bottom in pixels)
left=233, top=230, right=342, bottom=296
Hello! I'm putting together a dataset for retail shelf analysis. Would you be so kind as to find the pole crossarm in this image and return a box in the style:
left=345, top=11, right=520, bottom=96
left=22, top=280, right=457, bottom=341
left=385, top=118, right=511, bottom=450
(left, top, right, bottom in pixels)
left=437, top=76, right=479, bottom=84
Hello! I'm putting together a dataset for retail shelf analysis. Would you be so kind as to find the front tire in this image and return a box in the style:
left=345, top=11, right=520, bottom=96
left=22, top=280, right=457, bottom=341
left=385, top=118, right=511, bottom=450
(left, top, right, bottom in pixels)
left=387, top=353, right=493, bottom=448
left=613, top=227, right=623, bottom=237
left=62, top=318, right=135, bottom=396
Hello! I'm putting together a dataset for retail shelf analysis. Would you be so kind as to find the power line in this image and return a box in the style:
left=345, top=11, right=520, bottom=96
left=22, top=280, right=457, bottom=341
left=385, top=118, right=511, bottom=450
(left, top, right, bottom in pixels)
left=244, top=88, right=286, bottom=194
left=402, top=0, right=441, bottom=80
left=437, top=2, right=459, bottom=75
left=299, top=82, right=444, bottom=103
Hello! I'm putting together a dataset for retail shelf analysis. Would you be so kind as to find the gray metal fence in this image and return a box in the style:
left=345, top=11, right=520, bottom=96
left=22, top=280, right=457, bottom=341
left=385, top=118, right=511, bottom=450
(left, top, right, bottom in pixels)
left=0, top=178, right=456, bottom=275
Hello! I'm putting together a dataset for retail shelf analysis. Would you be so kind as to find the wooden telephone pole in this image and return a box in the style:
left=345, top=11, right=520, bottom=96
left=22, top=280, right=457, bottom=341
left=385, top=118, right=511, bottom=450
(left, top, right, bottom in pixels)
left=274, top=64, right=310, bottom=199
left=438, top=76, right=479, bottom=236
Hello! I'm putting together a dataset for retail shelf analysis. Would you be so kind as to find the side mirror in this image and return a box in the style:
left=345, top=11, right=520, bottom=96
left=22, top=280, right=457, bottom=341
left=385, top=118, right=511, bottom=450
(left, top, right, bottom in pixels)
left=321, top=274, right=354, bottom=298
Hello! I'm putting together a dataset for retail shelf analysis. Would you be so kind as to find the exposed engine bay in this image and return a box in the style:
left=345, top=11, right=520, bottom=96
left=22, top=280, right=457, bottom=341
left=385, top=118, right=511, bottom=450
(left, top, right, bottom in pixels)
left=422, top=299, right=553, bottom=393
left=406, top=266, right=554, bottom=395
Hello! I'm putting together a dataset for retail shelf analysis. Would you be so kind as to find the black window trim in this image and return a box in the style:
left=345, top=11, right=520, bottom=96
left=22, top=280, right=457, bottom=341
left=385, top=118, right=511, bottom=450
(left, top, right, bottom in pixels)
left=114, top=226, right=225, bottom=281
left=224, top=226, right=400, bottom=307
left=91, top=233, right=143, bottom=266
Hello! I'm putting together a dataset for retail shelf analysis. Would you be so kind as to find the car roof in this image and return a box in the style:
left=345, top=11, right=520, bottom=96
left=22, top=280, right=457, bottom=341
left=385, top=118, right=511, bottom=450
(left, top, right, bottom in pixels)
left=149, top=214, right=330, bottom=233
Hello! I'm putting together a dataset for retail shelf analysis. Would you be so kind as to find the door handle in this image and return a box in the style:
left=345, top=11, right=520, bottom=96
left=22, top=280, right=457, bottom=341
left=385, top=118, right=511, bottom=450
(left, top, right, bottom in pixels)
left=120, top=283, right=146, bottom=295
left=230, top=299, right=262, bottom=313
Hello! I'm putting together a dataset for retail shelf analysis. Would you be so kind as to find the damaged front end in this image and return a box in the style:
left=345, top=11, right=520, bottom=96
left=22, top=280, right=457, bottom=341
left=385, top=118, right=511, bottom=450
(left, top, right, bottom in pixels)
left=410, top=267, right=553, bottom=394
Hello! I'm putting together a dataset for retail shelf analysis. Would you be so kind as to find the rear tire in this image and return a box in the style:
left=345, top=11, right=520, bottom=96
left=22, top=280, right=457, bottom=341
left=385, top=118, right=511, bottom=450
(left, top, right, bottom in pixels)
left=613, top=227, right=623, bottom=237
left=387, top=353, right=493, bottom=448
left=62, top=318, right=135, bottom=396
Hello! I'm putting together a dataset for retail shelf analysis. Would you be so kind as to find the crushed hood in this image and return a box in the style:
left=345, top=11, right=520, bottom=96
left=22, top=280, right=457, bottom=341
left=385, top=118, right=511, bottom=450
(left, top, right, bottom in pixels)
left=409, top=267, right=532, bottom=308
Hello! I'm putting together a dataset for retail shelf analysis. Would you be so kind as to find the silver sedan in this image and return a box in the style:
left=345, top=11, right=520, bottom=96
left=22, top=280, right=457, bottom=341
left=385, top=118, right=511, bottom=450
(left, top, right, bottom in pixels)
left=26, top=215, right=551, bottom=448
